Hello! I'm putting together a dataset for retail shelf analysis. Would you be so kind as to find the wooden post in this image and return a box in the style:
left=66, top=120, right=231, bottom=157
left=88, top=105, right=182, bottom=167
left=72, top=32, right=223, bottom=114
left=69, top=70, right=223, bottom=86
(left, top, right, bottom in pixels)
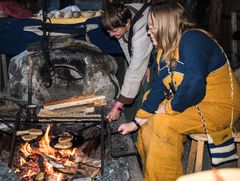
left=101, top=0, right=108, bottom=10
left=208, top=0, right=222, bottom=40
left=0, top=54, right=8, bottom=91
left=0, top=55, right=2, bottom=91
left=231, top=11, right=238, bottom=68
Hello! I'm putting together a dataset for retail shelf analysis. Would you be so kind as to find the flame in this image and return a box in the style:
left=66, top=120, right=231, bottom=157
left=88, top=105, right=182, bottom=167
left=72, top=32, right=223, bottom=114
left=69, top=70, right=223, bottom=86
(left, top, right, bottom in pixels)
left=22, top=170, right=39, bottom=178
left=38, top=125, right=56, bottom=157
left=19, top=157, right=26, bottom=166
left=20, top=142, right=32, bottom=157
left=57, top=173, right=63, bottom=181
left=18, top=125, right=77, bottom=180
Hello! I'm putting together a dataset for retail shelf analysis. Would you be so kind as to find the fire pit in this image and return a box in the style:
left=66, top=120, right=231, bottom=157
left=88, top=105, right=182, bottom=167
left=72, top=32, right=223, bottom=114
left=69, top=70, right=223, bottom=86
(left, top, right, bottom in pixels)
left=14, top=123, right=102, bottom=180
left=2, top=24, right=142, bottom=180
left=0, top=99, right=143, bottom=181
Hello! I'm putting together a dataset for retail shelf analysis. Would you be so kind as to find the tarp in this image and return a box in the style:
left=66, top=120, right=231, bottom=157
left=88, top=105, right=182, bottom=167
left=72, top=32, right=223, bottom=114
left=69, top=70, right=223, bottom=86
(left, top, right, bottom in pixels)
left=0, top=17, right=122, bottom=55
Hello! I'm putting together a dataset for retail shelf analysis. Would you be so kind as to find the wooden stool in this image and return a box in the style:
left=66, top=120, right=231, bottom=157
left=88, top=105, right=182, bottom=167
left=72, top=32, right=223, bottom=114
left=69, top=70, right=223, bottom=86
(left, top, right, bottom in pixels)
left=186, top=133, right=240, bottom=174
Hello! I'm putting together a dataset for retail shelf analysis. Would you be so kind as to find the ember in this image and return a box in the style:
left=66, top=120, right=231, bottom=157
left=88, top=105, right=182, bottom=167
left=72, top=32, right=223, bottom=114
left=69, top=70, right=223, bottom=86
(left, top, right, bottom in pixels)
left=15, top=125, right=101, bottom=180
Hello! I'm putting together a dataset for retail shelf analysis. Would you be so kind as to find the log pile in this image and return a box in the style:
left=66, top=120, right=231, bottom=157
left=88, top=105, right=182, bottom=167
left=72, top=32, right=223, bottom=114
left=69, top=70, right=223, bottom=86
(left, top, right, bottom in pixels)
left=38, top=94, right=106, bottom=118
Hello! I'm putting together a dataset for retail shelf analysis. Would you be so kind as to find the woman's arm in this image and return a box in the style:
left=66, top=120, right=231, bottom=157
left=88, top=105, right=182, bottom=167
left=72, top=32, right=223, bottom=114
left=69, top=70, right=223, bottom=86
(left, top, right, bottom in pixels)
left=165, top=30, right=225, bottom=114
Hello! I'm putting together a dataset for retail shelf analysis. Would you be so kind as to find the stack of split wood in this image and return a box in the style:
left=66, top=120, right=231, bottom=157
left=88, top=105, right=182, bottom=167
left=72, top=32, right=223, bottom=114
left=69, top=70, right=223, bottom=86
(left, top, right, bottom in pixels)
left=38, top=94, right=106, bottom=117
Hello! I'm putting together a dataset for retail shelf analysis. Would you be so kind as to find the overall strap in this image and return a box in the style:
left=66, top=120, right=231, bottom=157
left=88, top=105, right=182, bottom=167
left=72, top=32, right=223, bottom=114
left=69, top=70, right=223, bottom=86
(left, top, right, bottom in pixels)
left=127, top=3, right=150, bottom=57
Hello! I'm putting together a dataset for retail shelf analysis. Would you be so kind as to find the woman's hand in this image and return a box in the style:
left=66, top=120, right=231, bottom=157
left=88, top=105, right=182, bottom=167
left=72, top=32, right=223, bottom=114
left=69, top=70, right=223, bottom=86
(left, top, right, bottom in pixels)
left=155, top=103, right=166, bottom=114
left=118, top=122, right=138, bottom=135
left=106, top=108, right=121, bottom=122
left=143, top=68, right=151, bottom=84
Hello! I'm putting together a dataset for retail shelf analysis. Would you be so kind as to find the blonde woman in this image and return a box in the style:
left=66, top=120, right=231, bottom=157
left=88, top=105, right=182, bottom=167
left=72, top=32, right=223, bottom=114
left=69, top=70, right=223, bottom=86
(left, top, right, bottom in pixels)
left=118, top=2, right=240, bottom=181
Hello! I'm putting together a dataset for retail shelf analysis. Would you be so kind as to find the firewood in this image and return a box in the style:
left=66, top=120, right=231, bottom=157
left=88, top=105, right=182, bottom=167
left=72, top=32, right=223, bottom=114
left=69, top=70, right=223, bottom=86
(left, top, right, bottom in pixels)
left=38, top=107, right=97, bottom=118
left=43, top=95, right=106, bottom=111
left=78, top=164, right=99, bottom=177
left=75, top=156, right=101, bottom=168
left=57, top=166, right=90, bottom=176
left=44, top=94, right=96, bottom=107
left=35, top=172, right=45, bottom=181
left=53, top=107, right=95, bottom=116
left=38, top=115, right=102, bottom=122
left=91, top=168, right=101, bottom=177
left=38, top=109, right=58, bottom=117
left=30, top=148, right=64, bottom=169
left=57, top=167, right=77, bottom=174
left=76, top=168, right=90, bottom=176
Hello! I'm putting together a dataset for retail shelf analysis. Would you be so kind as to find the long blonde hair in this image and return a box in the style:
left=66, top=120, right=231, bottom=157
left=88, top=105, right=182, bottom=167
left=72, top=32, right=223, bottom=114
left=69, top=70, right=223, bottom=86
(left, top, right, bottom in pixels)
left=149, top=3, right=197, bottom=62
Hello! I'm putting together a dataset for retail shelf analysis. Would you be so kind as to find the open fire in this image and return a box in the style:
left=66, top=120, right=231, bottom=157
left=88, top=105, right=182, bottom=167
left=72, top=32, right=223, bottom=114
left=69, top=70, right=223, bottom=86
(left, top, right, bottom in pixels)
left=15, top=125, right=101, bottom=180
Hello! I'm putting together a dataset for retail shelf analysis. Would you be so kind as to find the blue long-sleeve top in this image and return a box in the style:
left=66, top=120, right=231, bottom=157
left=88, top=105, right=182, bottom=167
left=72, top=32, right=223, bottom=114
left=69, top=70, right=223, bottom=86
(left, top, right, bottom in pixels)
left=140, top=30, right=226, bottom=114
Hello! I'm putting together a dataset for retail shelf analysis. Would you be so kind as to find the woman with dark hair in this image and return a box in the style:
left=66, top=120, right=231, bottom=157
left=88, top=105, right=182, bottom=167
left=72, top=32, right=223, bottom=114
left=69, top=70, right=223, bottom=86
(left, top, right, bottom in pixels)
left=118, top=2, right=240, bottom=180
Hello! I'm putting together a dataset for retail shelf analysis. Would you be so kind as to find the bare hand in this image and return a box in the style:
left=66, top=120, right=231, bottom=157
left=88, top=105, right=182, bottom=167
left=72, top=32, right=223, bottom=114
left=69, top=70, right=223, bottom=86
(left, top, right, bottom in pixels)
left=106, top=108, right=121, bottom=122
left=155, top=104, right=166, bottom=114
left=144, top=68, right=151, bottom=83
left=118, top=122, right=138, bottom=135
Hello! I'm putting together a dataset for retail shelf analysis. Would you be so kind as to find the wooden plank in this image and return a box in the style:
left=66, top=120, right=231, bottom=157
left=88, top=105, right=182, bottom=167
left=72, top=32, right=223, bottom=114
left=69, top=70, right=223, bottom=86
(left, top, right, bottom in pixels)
left=187, top=140, right=197, bottom=174
left=195, top=140, right=204, bottom=172
left=237, top=143, right=240, bottom=168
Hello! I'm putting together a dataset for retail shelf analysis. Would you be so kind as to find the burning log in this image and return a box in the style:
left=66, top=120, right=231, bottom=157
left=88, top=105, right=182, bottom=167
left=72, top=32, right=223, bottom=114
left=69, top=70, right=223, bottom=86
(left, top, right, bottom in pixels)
left=35, top=172, right=45, bottom=181
left=18, top=154, right=44, bottom=179
left=56, top=167, right=90, bottom=176
left=75, top=157, right=101, bottom=168
left=74, top=150, right=101, bottom=168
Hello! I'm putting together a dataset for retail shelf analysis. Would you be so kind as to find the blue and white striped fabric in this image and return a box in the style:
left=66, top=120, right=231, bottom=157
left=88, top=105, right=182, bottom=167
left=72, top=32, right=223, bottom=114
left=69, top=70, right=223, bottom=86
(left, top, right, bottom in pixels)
left=207, top=134, right=238, bottom=165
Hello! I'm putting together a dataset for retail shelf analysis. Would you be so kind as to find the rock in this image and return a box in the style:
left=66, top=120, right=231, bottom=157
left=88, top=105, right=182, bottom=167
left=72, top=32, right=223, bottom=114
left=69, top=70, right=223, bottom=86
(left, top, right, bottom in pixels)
left=8, top=38, right=119, bottom=106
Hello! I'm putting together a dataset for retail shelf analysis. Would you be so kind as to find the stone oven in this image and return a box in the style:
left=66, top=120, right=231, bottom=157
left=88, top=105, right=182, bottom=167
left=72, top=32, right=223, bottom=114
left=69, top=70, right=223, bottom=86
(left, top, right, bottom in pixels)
left=8, top=37, right=119, bottom=106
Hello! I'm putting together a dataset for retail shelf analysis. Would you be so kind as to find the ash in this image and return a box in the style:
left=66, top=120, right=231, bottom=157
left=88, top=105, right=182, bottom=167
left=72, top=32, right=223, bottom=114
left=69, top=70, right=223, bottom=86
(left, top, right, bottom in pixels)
left=0, top=161, right=19, bottom=181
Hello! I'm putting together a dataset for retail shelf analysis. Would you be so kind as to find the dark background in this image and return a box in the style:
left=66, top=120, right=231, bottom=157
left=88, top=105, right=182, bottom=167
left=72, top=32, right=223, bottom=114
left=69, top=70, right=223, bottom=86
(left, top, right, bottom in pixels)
left=14, top=0, right=240, bottom=66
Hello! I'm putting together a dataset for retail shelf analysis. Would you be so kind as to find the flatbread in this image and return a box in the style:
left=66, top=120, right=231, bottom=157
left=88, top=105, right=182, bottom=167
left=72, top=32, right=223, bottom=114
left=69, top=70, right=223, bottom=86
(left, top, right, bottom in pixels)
left=54, top=142, right=72, bottom=149
left=17, top=129, right=43, bottom=136
left=21, top=134, right=38, bottom=142
left=16, top=130, right=29, bottom=136
left=58, top=133, right=73, bottom=143
left=28, top=129, right=43, bottom=136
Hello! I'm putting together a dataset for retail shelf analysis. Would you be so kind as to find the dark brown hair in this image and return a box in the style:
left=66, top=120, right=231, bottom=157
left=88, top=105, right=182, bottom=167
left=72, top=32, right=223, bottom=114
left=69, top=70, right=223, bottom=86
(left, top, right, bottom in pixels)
left=101, top=3, right=132, bottom=30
